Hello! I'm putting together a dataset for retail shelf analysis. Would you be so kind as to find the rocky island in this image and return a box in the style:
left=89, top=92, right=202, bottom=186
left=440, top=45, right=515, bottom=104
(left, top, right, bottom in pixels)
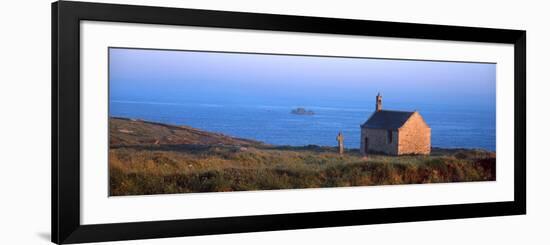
left=291, top=107, right=315, bottom=115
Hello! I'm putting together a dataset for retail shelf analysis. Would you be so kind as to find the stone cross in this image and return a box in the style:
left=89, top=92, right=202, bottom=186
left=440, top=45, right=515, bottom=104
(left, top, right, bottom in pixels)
left=336, top=131, right=344, bottom=155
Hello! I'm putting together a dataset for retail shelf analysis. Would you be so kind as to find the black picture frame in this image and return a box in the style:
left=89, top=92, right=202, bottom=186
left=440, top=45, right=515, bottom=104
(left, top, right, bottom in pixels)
left=52, top=1, right=526, bottom=244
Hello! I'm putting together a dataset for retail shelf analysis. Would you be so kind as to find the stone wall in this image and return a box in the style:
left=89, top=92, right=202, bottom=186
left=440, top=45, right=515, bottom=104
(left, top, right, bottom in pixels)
left=360, top=127, right=398, bottom=155
left=397, top=112, right=431, bottom=155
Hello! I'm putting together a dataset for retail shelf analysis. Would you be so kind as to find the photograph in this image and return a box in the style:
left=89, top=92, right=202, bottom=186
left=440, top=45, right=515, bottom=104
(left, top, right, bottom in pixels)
left=108, top=47, right=496, bottom=196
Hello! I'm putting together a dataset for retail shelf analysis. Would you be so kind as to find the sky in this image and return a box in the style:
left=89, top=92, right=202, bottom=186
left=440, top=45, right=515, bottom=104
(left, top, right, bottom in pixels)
left=109, top=47, right=496, bottom=110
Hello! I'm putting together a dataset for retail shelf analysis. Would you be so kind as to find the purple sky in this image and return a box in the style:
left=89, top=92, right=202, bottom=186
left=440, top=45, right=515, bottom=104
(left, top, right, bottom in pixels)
left=109, top=48, right=496, bottom=110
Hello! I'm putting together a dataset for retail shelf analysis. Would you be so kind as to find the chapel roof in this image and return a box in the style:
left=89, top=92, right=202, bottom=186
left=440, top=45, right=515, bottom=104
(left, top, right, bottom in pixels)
left=361, top=110, right=416, bottom=130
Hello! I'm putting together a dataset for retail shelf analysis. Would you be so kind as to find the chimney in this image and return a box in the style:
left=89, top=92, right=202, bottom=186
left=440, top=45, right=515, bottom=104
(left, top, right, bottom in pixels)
left=376, top=93, right=382, bottom=112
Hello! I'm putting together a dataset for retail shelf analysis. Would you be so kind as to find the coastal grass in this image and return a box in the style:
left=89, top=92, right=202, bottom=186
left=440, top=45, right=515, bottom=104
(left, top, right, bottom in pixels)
left=109, top=145, right=495, bottom=196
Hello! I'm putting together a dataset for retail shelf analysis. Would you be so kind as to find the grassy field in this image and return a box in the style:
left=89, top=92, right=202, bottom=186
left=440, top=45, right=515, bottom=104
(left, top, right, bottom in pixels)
left=109, top=117, right=496, bottom=196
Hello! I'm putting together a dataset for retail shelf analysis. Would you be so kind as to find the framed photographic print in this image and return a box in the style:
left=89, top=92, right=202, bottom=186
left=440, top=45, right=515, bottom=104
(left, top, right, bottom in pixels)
left=52, top=1, right=526, bottom=244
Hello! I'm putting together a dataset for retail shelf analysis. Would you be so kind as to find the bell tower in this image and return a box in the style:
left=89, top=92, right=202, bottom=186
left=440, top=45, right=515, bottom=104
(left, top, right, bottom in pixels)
left=375, top=93, right=382, bottom=112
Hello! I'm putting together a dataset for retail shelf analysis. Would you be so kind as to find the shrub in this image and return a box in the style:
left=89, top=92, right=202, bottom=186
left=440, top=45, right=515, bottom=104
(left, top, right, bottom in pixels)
left=109, top=145, right=495, bottom=196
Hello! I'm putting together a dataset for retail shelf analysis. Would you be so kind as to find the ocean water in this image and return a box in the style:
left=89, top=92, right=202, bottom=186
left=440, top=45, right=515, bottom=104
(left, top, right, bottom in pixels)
left=110, top=100, right=496, bottom=151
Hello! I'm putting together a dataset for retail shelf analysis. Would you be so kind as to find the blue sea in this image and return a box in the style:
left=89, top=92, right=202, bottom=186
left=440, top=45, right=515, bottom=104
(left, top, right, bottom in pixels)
left=110, top=100, right=496, bottom=151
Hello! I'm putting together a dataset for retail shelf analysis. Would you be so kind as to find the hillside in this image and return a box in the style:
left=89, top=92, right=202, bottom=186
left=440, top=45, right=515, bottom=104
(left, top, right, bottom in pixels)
left=109, top=117, right=496, bottom=196
left=110, top=117, right=264, bottom=147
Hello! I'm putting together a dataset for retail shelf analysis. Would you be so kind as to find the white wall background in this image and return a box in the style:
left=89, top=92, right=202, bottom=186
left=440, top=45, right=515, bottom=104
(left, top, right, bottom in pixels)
left=0, top=0, right=547, bottom=244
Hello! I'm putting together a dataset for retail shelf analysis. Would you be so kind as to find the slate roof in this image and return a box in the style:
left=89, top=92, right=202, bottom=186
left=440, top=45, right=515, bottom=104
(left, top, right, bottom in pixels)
left=361, top=110, right=415, bottom=130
